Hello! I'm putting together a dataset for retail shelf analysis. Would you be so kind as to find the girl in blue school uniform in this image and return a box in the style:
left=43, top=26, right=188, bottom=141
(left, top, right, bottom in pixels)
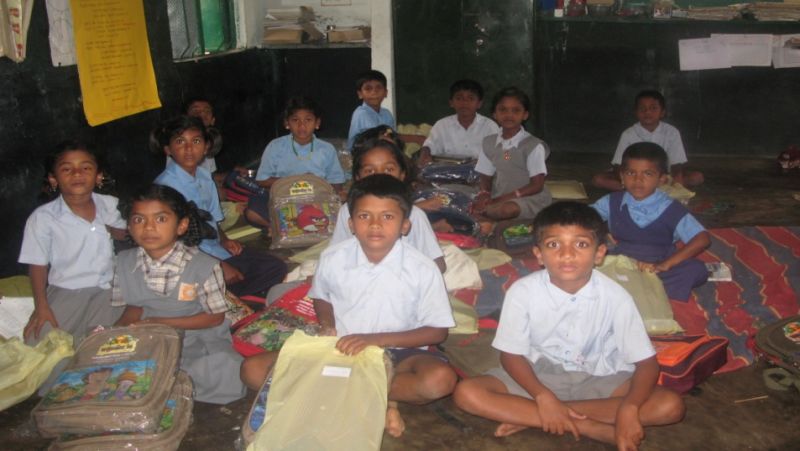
left=591, top=142, right=710, bottom=301
left=20, top=141, right=127, bottom=347
left=114, top=184, right=246, bottom=404
left=244, top=96, right=346, bottom=228
left=151, top=116, right=287, bottom=299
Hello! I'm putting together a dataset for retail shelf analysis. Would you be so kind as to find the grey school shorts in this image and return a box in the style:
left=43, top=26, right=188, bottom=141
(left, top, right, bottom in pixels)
left=486, top=358, right=632, bottom=401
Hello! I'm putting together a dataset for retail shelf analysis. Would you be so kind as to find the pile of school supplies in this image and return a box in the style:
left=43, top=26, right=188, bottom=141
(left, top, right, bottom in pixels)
left=246, top=330, right=388, bottom=451
left=263, top=6, right=323, bottom=45
left=747, top=2, right=800, bottom=21
left=686, top=5, right=743, bottom=20
left=32, top=324, right=193, bottom=450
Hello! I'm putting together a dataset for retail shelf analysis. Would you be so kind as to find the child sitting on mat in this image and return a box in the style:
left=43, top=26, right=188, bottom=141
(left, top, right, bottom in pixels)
left=471, top=87, right=552, bottom=232
left=454, top=201, right=685, bottom=449
left=20, top=141, right=127, bottom=362
left=592, top=142, right=710, bottom=301
left=152, top=116, right=287, bottom=298
left=114, top=184, right=246, bottom=404
left=312, top=174, right=456, bottom=437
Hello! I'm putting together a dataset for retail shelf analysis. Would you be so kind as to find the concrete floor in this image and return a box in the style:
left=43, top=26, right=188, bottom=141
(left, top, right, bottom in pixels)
left=2, top=153, right=799, bottom=450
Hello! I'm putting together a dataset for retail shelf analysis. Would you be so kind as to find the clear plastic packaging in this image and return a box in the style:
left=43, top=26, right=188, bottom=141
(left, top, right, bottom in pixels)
left=49, top=371, right=194, bottom=451
left=419, top=161, right=479, bottom=185
left=269, top=174, right=341, bottom=249
left=32, top=324, right=182, bottom=437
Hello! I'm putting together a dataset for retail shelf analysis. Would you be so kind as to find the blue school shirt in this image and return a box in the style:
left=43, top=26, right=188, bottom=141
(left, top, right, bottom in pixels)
left=346, top=102, right=396, bottom=150
left=18, top=193, right=126, bottom=289
left=255, top=135, right=345, bottom=184
left=591, top=190, right=705, bottom=244
left=154, top=159, right=231, bottom=260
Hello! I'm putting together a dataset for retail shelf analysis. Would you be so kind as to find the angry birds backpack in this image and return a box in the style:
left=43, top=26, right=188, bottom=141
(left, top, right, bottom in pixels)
left=268, top=174, right=341, bottom=249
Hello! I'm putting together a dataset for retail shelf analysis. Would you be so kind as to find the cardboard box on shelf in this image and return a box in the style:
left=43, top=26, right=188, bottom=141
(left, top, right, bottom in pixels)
left=327, top=26, right=370, bottom=43
left=264, top=27, right=303, bottom=45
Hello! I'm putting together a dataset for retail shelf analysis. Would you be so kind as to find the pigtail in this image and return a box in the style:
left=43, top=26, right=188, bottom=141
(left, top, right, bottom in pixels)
left=181, top=201, right=218, bottom=246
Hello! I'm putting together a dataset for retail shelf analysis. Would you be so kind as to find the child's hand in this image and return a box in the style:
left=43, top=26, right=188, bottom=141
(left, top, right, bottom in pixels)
left=222, top=238, right=243, bottom=256
left=535, top=391, right=585, bottom=440
left=415, top=196, right=445, bottom=212
left=335, top=334, right=377, bottom=356
left=24, top=306, right=59, bottom=340
left=637, top=260, right=672, bottom=274
left=417, top=153, right=433, bottom=168
left=471, top=193, right=491, bottom=214
left=615, top=403, right=644, bottom=451
left=220, top=261, right=245, bottom=285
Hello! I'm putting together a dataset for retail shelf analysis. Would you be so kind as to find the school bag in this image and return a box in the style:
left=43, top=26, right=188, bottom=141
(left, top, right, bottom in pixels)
left=651, top=334, right=729, bottom=394
left=754, top=315, right=800, bottom=376
left=239, top=369, right=274, bottom=448
left=268, top=174, right=341, bottom=249
left=32, top=324, right=182, bottom=437
left=48, top=370, right=193, bottom=451
left=232, top=282, right=318, bottom=357
left=246, top=330, right=388, bottom=451
left=419, top=161, right=479, bottom=185
left=416, top=187, right=480, bottom=237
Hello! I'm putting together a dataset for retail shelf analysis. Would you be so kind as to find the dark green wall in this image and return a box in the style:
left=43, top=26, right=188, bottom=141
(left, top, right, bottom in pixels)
left=0, top=2, right=269, bottom=276
left=534, top=18, right=800, bottom=156
left=393, top=0, right=536, bottom=125
left=393, top=0, right=800, bottom=158
left=0, top=2, right=369, bottom=277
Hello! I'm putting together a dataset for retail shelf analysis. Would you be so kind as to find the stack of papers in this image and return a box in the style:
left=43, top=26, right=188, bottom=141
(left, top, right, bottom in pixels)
left=706, top=262, right=733, bottom=282
left=748, top=2, right=800, bottom=21
left=263, top=6, right=323, bottom=45
left=686, top=5, right=743, bottom=21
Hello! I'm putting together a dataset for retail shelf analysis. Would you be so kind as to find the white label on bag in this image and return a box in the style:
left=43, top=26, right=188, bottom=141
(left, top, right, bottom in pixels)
left=322, top=365, right=352, bottom=378
left=616, top=274, right=629, bottom=282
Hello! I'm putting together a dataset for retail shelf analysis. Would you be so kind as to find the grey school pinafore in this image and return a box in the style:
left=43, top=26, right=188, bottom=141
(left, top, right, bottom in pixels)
left=481, top=134, right=552, bottom=220
left=116, top=248, right=246, bottom=405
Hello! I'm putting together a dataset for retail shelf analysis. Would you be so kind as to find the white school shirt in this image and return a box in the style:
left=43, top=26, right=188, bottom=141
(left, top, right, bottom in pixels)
left=423, top=114, right=500, bottom=160
left=474, top=128, right=548, bottom=177
left=18, top=193, right=126, bottom=290
left=309, top=237, right=454, bottom=341
left=611, top=122, right=688, bottom=167
left=329, top=204, right=444, bottom=261
left=492, top=269, right=655, bottom=376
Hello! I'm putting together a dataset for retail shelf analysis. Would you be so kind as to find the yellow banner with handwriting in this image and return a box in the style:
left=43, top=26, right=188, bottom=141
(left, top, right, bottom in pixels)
left=71, top=0, right=160, bottom=126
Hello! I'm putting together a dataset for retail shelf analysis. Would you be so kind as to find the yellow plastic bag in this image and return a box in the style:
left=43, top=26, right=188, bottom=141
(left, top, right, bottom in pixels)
left=248, top=330, right=387, bottom=451
left=449, top=295, right=478, bottom=335
left=597, top=255, right=683, bottom=336
left=0, top=329, right=74, bottom=411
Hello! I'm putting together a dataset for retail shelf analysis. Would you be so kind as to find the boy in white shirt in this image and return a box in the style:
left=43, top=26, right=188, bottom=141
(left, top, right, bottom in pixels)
left=454, top=202, right=684, bottom=450
left=417, top=79, right=500, bottom=167
left=311, top=174, right=456, bottom=438
left=593, top=90, right=704, bottom=191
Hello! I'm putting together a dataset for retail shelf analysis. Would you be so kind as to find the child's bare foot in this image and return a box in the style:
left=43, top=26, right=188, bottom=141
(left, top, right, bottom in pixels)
left=494, top=422, right=528, bottom=437
left=385, top=401, right=406, bottom=438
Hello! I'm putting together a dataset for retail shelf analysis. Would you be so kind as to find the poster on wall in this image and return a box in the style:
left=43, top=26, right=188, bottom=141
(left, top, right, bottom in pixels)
left=46, top=0, right=76, bottom=66
left=70, top=0, right=161, bottom=126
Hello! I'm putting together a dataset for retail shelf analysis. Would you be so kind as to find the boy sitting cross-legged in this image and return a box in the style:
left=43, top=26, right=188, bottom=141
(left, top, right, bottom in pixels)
left=453, top=201, right=684, bottom=450
left=311, top=174, right=457, bottom=437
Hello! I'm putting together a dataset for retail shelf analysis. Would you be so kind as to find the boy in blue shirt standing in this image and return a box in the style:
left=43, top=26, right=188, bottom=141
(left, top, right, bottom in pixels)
left=311, top=174, right=456, bottom=437
left=347, top=70, right=396, bottom=151
left=454, top=202, right=684, bottom=450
